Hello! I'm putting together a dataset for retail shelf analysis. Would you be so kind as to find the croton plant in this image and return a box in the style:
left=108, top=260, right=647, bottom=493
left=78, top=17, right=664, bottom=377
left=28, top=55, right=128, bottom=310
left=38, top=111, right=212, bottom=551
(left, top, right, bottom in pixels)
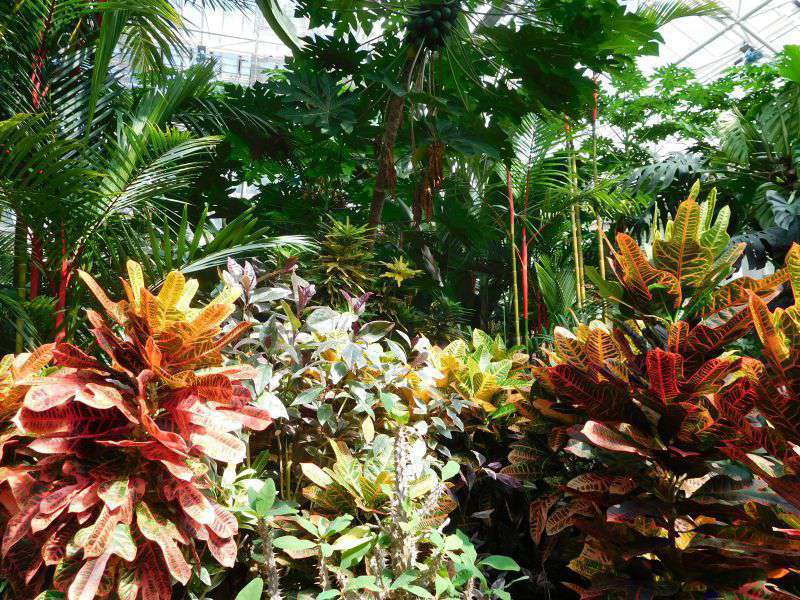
left=0, top=261, right=271, bottom=599
left=523, top=186, right=800, bottom=598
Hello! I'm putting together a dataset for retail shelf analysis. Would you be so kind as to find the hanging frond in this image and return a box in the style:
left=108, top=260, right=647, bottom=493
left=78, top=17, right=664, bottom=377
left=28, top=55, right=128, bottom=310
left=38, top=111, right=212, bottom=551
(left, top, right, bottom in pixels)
left=634, top=0, right=728, bottom=28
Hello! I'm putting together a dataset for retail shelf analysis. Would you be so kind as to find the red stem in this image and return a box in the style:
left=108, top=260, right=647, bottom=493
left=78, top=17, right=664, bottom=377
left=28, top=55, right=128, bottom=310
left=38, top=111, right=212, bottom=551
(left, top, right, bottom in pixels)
left=30, top=1, right=57, bottom=110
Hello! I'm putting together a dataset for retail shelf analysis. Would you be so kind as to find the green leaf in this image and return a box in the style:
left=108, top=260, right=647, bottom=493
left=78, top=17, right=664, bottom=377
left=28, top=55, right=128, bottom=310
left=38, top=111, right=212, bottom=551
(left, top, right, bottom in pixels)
left=404, top=586, right=434, bottom=598
left=254, top=0, right=305, bottom=54
left=331, top=525, right=372, bottom=551
left=479, top=555, right=520, bottom=571
left=488, top=403, right=517, bottom=421
left=390, top=570, right=419, bottom=591
left=327, top=515, right=355, bottom=535
left=585, top=265, right=624, bottom=300
left=316, top=591, right=341, bottom=600
left=273, top=535, right=317, bottom=551
left=250, top=479, right=277, bottom=516
left=317, top=403, right=334, bottom=425
left=293, top=386, right=325, bottom=407
left=358, top=321, right=394, bottom=342
left=440, top=460, right=461, bottom=481
left=345, top=575, right=381, bottom=592
left=301, top=462, right=333, bottom=487
left=235, top=578, right=264, bottom=600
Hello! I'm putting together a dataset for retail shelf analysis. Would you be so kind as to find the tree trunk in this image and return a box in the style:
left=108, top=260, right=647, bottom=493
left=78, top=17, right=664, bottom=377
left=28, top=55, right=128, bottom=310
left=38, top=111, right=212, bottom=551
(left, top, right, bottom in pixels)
left=592, top=76, right=607, bottom=321
left=368, top=54, right=418, bottom=232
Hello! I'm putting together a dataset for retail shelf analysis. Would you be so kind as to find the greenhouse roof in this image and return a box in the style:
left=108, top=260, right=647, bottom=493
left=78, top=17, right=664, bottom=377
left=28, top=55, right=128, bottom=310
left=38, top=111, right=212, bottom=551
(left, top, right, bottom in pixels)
left=637, top=0, right=800, bottom=81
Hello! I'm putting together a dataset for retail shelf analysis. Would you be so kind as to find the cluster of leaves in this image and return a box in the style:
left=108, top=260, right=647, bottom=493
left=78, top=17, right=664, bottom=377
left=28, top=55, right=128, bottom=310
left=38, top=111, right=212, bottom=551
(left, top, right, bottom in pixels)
left=429, top=329, right=528, bottom=415
left=214, top=258, right=526, bottom=599
left=606, top=46, right=800, bottom=269
left=0, top=262, right=272, bottom=599
left=213, top=0, right=718, bottom=343
left=519, top=187, right=800, bottom=597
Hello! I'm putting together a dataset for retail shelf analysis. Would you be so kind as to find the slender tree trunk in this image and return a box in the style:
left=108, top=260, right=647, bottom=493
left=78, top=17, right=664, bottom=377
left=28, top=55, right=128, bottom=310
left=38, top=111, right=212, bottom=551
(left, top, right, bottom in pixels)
left=368, top=53, right=418, bottom=232
left=507, top=167, right=521, bottom=346
left=521, top=173, right=530, bottom=346
left=592, top=76, right=607, bottom=320
left=565, top=116, right=584, bottom=309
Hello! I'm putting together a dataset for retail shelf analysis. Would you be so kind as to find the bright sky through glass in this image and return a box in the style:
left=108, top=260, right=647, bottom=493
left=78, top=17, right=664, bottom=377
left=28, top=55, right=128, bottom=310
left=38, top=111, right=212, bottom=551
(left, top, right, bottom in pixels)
left=637, top=0, right=800, bottom=80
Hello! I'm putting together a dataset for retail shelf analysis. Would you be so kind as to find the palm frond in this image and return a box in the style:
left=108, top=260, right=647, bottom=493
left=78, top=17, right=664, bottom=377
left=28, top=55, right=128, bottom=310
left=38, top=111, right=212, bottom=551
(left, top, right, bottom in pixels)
left=634, top=0, right=728, bottom=28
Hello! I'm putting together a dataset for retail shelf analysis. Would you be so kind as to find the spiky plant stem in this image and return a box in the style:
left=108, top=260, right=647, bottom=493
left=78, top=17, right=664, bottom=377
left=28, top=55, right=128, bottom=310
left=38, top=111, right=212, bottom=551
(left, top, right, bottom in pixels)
left=255, top=518, right=283, bottom=600
left=389, top=426, right=416, bottom=573
left=463, top=577, right=475, bottom=599
left=367, top=545, right=390, bottom=600
left=318, top=548, right=332, bottom=591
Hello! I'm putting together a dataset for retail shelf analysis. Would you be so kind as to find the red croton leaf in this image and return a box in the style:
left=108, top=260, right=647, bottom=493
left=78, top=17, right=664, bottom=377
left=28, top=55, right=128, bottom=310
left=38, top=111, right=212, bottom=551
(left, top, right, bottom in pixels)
left=0, top=264, right=271, bottom=599
left=646, top=349, right=683, bottom=403
left=579, top=421, right=645, bottom=455
left=529, top=493, right=558, bottom=545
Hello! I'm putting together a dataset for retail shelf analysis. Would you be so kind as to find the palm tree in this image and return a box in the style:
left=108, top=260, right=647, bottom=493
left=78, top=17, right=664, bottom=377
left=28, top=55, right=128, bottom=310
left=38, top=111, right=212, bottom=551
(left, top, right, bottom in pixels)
left=0, top=0, right=308, bottom=350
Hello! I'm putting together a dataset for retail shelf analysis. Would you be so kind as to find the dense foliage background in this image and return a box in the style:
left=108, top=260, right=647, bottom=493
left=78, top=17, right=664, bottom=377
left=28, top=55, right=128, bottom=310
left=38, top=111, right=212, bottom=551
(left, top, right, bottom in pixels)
left=2, top=0, right=800, bottom=598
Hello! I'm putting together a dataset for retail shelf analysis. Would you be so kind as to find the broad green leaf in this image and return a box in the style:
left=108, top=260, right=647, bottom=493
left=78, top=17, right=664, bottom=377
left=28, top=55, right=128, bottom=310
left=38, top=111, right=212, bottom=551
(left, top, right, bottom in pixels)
left=235, top=578, right=264, bottom=600
left=479, top=555, right=521, bottom=571
left=273, top=535, right=317, bottom=551
left=440, top=460, right=461, bottom=481
left=301, top=463, right=334, bottom=487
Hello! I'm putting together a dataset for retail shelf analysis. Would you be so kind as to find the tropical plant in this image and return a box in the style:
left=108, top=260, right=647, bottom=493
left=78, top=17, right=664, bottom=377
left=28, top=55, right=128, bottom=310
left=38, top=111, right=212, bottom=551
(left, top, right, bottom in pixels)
left=316, top=218, right=376, bottom=301
left=522, top=187, right=800, bottom=597
left=0, top=1, right=296, bottom=352
left=0, top=262, right=272, bottom=599
left=430, top=329, right=529, bottom=415
left=214, top=258, right=530, bottom=598
left=735, top=244, right=800, bottom=527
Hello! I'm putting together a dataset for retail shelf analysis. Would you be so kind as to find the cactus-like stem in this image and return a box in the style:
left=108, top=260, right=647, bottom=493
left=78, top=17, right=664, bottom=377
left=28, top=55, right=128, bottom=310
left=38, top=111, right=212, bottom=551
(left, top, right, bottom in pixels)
left=421, top=482, right=444, bottom=519
left=389, top=426, right=417, bottom=574
left=422, top=547, right=445, bottom=590
left=462, top=577, right=475, bottom=600
left=318, top=548, right=332, bottom=591
left=255, top=518, right=283, bottom=600
left=367, top=545, right=390, bottom=600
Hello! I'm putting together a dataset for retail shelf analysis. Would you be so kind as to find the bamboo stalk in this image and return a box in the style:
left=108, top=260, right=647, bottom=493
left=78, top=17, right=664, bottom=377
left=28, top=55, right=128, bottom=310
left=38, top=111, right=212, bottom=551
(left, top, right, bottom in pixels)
left=565, top=116, right=584, bottom=309
left=592, top=76, right=607, bottom=321
left=521, top=171, right=530, bottom=347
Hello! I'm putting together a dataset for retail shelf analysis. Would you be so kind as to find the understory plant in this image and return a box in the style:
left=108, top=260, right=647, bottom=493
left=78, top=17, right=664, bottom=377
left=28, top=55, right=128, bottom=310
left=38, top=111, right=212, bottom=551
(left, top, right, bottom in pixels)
left=524, top=184, right=800, bottom=597
left=218, top=259, right=524, bottom=599
left=0, top=262, right=272, bottom=599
